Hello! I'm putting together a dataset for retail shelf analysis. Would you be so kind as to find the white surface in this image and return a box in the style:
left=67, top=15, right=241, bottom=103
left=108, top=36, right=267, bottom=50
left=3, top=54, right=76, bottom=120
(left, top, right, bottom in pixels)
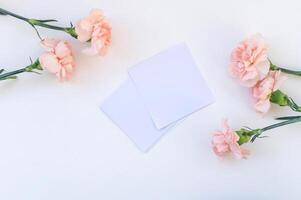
left=101, top=80, right=174, bottom=152
left=128, top=43, right=214, bottom=129
left=1, top=0, right=301, bottom=199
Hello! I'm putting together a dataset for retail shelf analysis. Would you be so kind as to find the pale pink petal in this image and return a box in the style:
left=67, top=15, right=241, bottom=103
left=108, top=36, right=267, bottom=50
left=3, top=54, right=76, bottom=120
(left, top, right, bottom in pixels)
left=254, top=99, right=271, bottom=114
left=39, top=53, right=61, bottom=73
left=215, top=144, right=229, bottom=153
left=88, top=9, right=104, bottom=23
left=256, top=60, right=270, bottom=80
left=41, top=38, right=59, bottom=52
left=55, top=41, right=72, bottom=59
left=75, top=19, right=93, bottom=42
left=63, top=64, right=73, bottom=73
left=273, top=71, right=287, bottom=91
left=60, top=55, right=74, bottom=66
left=213, top=145, right=228, bottom=156
left=241, top=147, right=250, bottom=157
left=212, top=134, right=226, bottom=144
left=241, top=71, right=258, bottom=87
left=230, top=143, right=246, bottom=159
left=57, top=67, right=66, bottom=81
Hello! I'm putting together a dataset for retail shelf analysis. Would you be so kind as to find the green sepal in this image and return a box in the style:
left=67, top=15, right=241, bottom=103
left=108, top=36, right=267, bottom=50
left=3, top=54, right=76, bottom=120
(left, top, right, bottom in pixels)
left=64, top=27, right=78, bottom=39
left=236, top=128, right=261, bottom=145
left=270, top=90, right=288, bottom=106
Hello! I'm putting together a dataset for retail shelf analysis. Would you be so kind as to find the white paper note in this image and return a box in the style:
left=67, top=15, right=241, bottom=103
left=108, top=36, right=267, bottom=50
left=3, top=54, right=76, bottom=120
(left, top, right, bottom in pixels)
left=101, top=80, right=173, bottom=152
left=128, top=43, right=214, bottom=129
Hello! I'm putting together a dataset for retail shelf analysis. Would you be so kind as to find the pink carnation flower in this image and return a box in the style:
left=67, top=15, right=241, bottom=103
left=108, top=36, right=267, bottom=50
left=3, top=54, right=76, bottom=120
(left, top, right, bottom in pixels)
left=39, top=38, right=75, bottom=80
left=252, top=71, right=286, bottom=114
left=230, top=34, right=270, bottom=87
left=75, top=9, right=112, bottom=56
left=212, top=120, right=249, bottom=159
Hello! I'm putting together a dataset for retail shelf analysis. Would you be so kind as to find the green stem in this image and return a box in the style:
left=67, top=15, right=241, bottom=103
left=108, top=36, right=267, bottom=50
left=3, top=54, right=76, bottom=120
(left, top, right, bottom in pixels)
left=0, top=8, right=28, bottom=21
left=250, top=116, right=301, bottom=142
left=0, top=7, right=77, bottom=39
left=0, top=68, right=26, bottom=80
left=29, top=19, right=66, bottom=31
left=261, top=116, right=301, bottom=132
left=0, top=59, right=42, bottom=81
left=270, top=61, right=301, bottom=76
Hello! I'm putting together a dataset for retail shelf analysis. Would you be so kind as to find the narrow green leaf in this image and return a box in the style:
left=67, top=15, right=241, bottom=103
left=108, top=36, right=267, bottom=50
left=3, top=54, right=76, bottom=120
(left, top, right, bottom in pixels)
left=38, top=19, right=58, bottom=23
left=276, top=116, right=301, bottom=120
left=40, top=19, right=57, bottom=23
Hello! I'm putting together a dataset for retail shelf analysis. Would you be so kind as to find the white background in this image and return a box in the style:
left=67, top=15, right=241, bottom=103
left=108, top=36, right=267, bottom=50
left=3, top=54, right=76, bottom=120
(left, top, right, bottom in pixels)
left=1, top=0, right=301, bottom=199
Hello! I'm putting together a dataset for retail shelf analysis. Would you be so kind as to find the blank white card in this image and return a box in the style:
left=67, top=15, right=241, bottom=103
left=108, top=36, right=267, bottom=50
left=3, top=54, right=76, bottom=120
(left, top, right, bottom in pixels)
left=101, top=80, right=174, bottom=152
left=128, top=43, right=214, bottom=129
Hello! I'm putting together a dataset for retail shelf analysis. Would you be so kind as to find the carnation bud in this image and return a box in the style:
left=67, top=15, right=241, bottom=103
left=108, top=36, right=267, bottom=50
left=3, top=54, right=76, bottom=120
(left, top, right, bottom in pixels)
left=270, top=90, right=288, bottom=106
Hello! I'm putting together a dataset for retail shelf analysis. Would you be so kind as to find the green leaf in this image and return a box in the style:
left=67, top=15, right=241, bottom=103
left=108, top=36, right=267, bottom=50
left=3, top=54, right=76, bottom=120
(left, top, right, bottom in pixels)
left=37, top=19, right=58, bottom=23
left=0, top=69, right=4, bottom=74
left=276, top=116, right=301, bottom=120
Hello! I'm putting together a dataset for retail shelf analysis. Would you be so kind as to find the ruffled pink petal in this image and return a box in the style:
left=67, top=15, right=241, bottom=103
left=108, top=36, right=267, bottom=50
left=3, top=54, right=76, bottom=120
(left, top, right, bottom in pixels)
left=230, top=143, right=248, bottom=159
left=212, top=134, right=226, bottom=144
left=273, top=71, right=287, bottom=91
left=55, top=41, right=72, bottom=59
left=241, top=71, right=258, bottom=87
left=39, top=53, right=61, bottom=73
left=255, top=60, right=270, bottom=80
left=254, top=99, right=271, bottom=114
left=75, top=19, right=93, bottom=42
left=57, top=67, right=66, bottom=81
left=60, top=55, right=74, bottom=66
left=213, top=145, right=228, bottom=156
left=88, top=9, right=104, bottom=23
left=63, top=64, right=73, bottom=74
left=215, top=144, right=229, bottom=153
left=41, top=38, right=59, bottom=52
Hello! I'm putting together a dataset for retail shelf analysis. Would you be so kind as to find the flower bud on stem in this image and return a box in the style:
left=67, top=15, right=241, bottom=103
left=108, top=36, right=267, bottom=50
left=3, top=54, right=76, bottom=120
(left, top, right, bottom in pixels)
left=270, top=90, right=301, bottom=112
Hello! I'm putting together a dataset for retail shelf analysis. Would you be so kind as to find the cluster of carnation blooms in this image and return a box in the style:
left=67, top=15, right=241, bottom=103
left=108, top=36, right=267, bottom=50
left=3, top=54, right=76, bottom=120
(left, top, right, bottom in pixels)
left=0, top=8, right=111, bottom=81
left=228, top=34, right=301, bottom=114
left=212, top=34, right=301, bottom=159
